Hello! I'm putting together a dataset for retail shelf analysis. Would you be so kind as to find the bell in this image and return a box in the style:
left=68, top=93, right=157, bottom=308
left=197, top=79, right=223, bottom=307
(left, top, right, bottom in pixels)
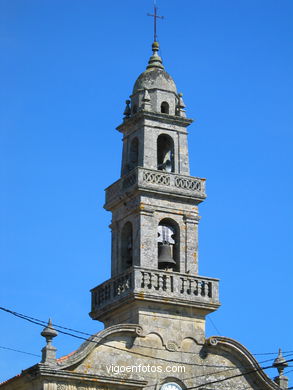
left=158, top=243, right=176, bottom=269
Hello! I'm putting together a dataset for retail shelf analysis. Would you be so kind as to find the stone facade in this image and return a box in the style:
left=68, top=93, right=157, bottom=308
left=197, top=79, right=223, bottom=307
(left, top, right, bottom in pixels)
left=0, top=42, right=287, bottom=390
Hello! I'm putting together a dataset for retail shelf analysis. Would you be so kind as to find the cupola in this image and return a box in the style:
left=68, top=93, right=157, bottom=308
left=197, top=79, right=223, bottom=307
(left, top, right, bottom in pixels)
left=128, top=42, right=185, bottom=117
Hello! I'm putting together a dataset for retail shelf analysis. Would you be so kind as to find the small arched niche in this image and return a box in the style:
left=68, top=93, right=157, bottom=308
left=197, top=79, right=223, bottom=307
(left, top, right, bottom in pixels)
left=157, top=134, right=174, bottom=173
left=161, top=101, right=169, bottom=114
left=121, top=222, right=133, bottom=271
left=157, top=218, right=179, bottom=271
left=128, top=137, right=139, bottom=171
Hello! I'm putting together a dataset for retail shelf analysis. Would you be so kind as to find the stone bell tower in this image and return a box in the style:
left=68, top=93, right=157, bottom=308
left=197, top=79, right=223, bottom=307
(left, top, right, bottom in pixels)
left=90, top=42, right=220, bottom=344
left=0, top=39, right=287, bottom=390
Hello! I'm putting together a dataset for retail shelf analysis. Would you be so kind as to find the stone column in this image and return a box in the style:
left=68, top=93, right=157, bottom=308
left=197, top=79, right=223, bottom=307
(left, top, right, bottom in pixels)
left=183, top=214, right=199, bottom=275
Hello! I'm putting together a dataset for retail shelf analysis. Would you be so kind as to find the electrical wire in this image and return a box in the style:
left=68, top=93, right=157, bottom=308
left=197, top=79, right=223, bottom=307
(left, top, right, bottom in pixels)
left=140, top=358, right=293, bottom=390
left=1, top=305, right=293, bottom=389
left=253, top=351, right=293, bottom=356
left=1, top=306, right=291, bottom=359
left=207, top=316, right=221, bottom=336
left=176, top=360, right=293, bottom=390
left=2, top=306, right=291, bottom=370
left=0, top=345, right=41, bottom=358
left=0, top=307, right=92, bottom=336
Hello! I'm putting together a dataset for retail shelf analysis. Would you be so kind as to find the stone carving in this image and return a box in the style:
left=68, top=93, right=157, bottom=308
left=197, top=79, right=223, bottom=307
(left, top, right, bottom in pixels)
left=174, top=176, right=202, bottom=191
left=105, top=181, right=120, bottom=204
left=122, top=171, right=137, bottom=189
left=113, top=274, right=131, bottom=296
left=180, top=278, right=212, bottom=297
left=93, top=283, right=111, bottom=306
left=207, top=337, right=219, bottom=346
left=105, top=168, right=206, bottom=210
left=91, top=268, right=218, bottom=313
left=141, top=271, right=173, bottom=292
left=166, top=341, right=179, bottom=351
left=135, top=326, right=144, bottom=336
left=143, top=171, right=170, bottom=185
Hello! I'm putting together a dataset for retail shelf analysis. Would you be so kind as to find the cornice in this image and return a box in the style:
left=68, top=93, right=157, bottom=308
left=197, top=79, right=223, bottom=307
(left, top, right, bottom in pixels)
left=206, top=336, right=281, bottom=390
left=116, top=111, right=193, bottom=133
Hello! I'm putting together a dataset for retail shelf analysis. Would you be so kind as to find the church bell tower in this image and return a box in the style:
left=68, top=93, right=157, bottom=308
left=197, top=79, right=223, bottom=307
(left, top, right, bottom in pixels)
left=90, top=42, right=220, bottom=344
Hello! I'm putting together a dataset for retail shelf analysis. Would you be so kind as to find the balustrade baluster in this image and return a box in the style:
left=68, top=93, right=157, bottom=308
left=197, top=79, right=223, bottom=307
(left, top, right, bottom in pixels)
left=170, top=275, right=174, bottom=292
left=207, top=282, right=212, bottom=298
left=141, top=271, right=147, bottom=288
left=186, top=279, right=192, bottom=295
left=194, top=280, right=199, bottom=296
left=180, top=277, right=185, bottom=293
left=147, top=272, right=152, bottom=289
left=154, top=274, right=161, bottom=290
left=200, top=281, right=205, bottom=296
left=162, top=275, right=167, bottom=291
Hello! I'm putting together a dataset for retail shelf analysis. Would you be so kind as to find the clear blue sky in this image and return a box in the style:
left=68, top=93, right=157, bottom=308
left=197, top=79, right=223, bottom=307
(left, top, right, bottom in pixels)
left=0, top=0, right=292, bottom=385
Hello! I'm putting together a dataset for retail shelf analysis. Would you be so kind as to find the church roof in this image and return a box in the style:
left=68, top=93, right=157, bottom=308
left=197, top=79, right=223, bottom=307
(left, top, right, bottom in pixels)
left=132, top=42, right=177, bottom=94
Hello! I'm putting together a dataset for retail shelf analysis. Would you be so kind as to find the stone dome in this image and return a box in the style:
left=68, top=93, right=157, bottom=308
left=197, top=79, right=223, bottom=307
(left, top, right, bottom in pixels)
left=133, top=67, right=177, bottom=94
left=132, top=42, right=177, bottom=95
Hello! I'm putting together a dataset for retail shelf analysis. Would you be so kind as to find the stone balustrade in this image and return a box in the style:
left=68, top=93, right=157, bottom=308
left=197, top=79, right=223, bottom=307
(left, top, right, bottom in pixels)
left=91, top=267, right=219, bottom=314
left=105, top=167, right=206, bottom=206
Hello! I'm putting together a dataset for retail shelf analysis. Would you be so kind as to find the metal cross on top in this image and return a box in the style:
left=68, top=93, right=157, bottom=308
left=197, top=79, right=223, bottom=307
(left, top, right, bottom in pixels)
left=147, top=0, right=164, bottom=42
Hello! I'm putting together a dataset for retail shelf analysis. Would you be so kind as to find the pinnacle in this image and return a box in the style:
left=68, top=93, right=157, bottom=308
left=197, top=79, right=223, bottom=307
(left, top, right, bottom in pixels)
left=146, top=42, right=164, bottom=70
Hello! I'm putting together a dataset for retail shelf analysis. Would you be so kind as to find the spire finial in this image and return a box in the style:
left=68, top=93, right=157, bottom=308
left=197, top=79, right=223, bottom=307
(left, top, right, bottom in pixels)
left=146, top=41, right=164, bottom=70
left=273, top=348, right=288, bottom=376
left=273, top=349, right=289, bottom=389
left=147, top=0, right=164, bottom=43
left=40, top=318, right=58, bottom=365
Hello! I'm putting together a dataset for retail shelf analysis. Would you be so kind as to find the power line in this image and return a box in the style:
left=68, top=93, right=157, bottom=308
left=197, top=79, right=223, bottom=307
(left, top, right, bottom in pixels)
left=142, top=358, right=293, bottom=389
left=1, top=305, right=293, bottom=387
left=1, top=306, right=289, bottom=370
left=207, top=316, right=221, bottom=336
left=253, top=351, right=293, bottom=356
left=0, top=345, right=40, bottom=358
left=1, top=306, right=291, bottom=358
left=179, top=360, right=293, bottom=390
left=0, top=307, right=92, bottom=337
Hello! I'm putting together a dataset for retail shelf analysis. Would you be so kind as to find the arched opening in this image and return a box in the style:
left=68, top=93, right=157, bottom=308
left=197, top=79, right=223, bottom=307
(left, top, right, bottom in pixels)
left=128, top=137, right=139, bottom=171
left=161, top=101, right=169, bottom=114
left=121, top=222, right=133, bottom=271
left=157, top=134, right=174, bottom=172
left=157, top=219, right=179, bottom=271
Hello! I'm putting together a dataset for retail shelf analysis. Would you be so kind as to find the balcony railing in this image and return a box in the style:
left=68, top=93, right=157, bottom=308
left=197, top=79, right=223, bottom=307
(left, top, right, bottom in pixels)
left=105, top=167, right=206, bottom=206
left=91, top=267, right=219, bottom=314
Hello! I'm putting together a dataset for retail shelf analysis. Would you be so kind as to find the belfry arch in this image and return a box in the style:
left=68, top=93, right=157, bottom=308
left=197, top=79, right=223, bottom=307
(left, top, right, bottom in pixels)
left=120, top=221, right=133, bottom=271
left=157, top=218, right=179, bottom=272
left=157, top=134, right=174, bottom=173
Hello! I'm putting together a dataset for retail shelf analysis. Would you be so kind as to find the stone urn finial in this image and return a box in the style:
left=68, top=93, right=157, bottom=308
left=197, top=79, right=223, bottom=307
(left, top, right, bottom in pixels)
left=273, top=348, right=289, bottom=389
left=123, top=99, right=131, bottom=119
left=41, top=318, right=58, bottom=365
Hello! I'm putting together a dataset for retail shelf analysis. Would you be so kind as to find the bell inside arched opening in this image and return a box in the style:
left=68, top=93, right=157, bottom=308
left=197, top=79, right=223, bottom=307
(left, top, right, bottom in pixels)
left=157, top=219, right=179, bottom=271
left=157, top=134, right=174, bottom=173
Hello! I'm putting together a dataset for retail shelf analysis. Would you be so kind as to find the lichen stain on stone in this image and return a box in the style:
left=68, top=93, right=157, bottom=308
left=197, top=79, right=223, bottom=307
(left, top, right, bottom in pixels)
left=83, top=362, right=92, bottom=374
